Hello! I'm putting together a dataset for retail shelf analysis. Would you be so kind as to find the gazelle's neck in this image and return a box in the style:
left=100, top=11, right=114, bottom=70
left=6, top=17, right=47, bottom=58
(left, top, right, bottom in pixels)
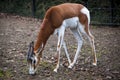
left=34, top=19, right=54, bottom=52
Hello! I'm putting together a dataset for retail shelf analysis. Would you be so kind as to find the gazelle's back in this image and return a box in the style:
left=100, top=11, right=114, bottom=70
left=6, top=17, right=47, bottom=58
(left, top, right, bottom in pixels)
left=44, top=3, right=86, bottom=28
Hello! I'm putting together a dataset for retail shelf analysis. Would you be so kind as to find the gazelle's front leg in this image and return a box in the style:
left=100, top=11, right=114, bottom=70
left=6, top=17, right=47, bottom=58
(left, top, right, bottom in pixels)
left=53, top=26, right=65, bottom=72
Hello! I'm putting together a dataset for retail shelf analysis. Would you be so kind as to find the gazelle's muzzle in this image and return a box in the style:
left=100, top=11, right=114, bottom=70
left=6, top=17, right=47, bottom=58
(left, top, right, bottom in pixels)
left=27, top=55, right=38, bottom=75
left=29, top=64, right=36, bottom=75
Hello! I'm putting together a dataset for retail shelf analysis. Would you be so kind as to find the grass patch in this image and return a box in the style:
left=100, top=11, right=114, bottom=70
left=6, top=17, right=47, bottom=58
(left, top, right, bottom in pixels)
left=5, top=70, right=13, bottom=78
left=22, top=59, right=27, bottom=63
left=40, top=61, right=55, bottom=70
left=0, top=68, right=4, bottom=77
left=0, top=68, right=13, bottom=79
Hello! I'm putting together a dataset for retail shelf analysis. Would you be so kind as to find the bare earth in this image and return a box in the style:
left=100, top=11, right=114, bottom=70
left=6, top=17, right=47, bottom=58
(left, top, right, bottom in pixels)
left=0, top=13, right=120, bottom=80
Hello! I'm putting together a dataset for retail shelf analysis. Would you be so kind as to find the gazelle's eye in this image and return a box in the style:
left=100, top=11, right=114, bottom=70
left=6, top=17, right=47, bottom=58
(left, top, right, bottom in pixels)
left=32, top=59, right=36, bottom=64
left=33, top=60, right=36, bottom=64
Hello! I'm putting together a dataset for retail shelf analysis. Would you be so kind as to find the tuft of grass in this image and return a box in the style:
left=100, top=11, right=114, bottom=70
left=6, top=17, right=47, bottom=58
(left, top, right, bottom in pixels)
left=22, top=59, right=27, bottom=63
left=5, top=69, right=13, bottom=78
left=97, top=48, right=109, bottom=58
left=0, top=68, right=13, bottom=79
left=22, top=67, right=28, bottom=74
left=40, top=61, right=55, bottom=70
left=0, top=68, right=4, bottom=77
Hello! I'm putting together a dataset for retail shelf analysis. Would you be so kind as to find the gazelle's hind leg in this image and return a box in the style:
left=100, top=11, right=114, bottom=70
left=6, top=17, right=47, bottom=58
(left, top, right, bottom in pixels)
left=62, top=40, right=71, bottom=64
left=68, top=28, right=83, bottom=68
left=84, top=25, right=97, bottom=66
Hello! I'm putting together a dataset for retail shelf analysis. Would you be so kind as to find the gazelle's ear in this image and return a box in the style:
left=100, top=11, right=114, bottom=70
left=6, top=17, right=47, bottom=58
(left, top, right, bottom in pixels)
left=27, top=41, right=34, bottom=60
left=31, top=41, right=34, bottom=53
left=27, top=43, right=31, bottom=59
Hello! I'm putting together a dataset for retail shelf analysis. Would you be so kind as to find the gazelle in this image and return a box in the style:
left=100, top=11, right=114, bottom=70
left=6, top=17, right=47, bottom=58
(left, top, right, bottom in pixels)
left=27, top=3, right=97, bottom=75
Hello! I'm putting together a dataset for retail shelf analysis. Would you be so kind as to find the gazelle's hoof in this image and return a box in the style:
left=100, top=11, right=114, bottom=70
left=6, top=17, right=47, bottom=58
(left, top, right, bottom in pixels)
left=68, top=63, right=73, bottom=69
left=92, top=62, right=97, bottom=66
left=68, top=65, right=72, bottom=69
left=53, top=68, right=58, bottom=73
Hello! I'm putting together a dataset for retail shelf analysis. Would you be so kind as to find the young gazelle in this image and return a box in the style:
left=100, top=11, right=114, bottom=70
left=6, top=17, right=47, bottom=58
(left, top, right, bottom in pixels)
left=27, top=3, right=97, bottom=75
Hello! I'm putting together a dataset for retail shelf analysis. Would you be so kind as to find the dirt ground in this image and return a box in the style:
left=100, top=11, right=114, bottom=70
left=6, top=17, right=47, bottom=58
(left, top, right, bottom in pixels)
left=0, top=13, right=120, bottom=80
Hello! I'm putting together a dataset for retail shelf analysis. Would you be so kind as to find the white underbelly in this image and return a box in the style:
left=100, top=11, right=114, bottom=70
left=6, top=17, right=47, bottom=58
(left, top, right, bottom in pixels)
left=54, top=17, right=85, bottom=35
left=62, top=17, right=79, bottom=28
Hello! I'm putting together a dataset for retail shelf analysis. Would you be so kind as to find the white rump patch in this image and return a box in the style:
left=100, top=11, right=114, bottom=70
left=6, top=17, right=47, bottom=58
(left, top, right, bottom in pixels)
left=81, top=7, right=90, bottom=24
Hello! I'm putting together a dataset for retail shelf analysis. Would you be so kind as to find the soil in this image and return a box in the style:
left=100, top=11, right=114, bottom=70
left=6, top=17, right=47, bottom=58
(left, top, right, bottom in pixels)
left=0, top=13, right=120, bottom=80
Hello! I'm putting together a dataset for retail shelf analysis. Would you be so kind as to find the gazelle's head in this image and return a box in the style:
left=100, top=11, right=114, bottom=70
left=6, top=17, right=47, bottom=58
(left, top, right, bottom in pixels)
left=27, top=41, right=44, bottom=75
left=27, top=41, right=37, bottom=75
